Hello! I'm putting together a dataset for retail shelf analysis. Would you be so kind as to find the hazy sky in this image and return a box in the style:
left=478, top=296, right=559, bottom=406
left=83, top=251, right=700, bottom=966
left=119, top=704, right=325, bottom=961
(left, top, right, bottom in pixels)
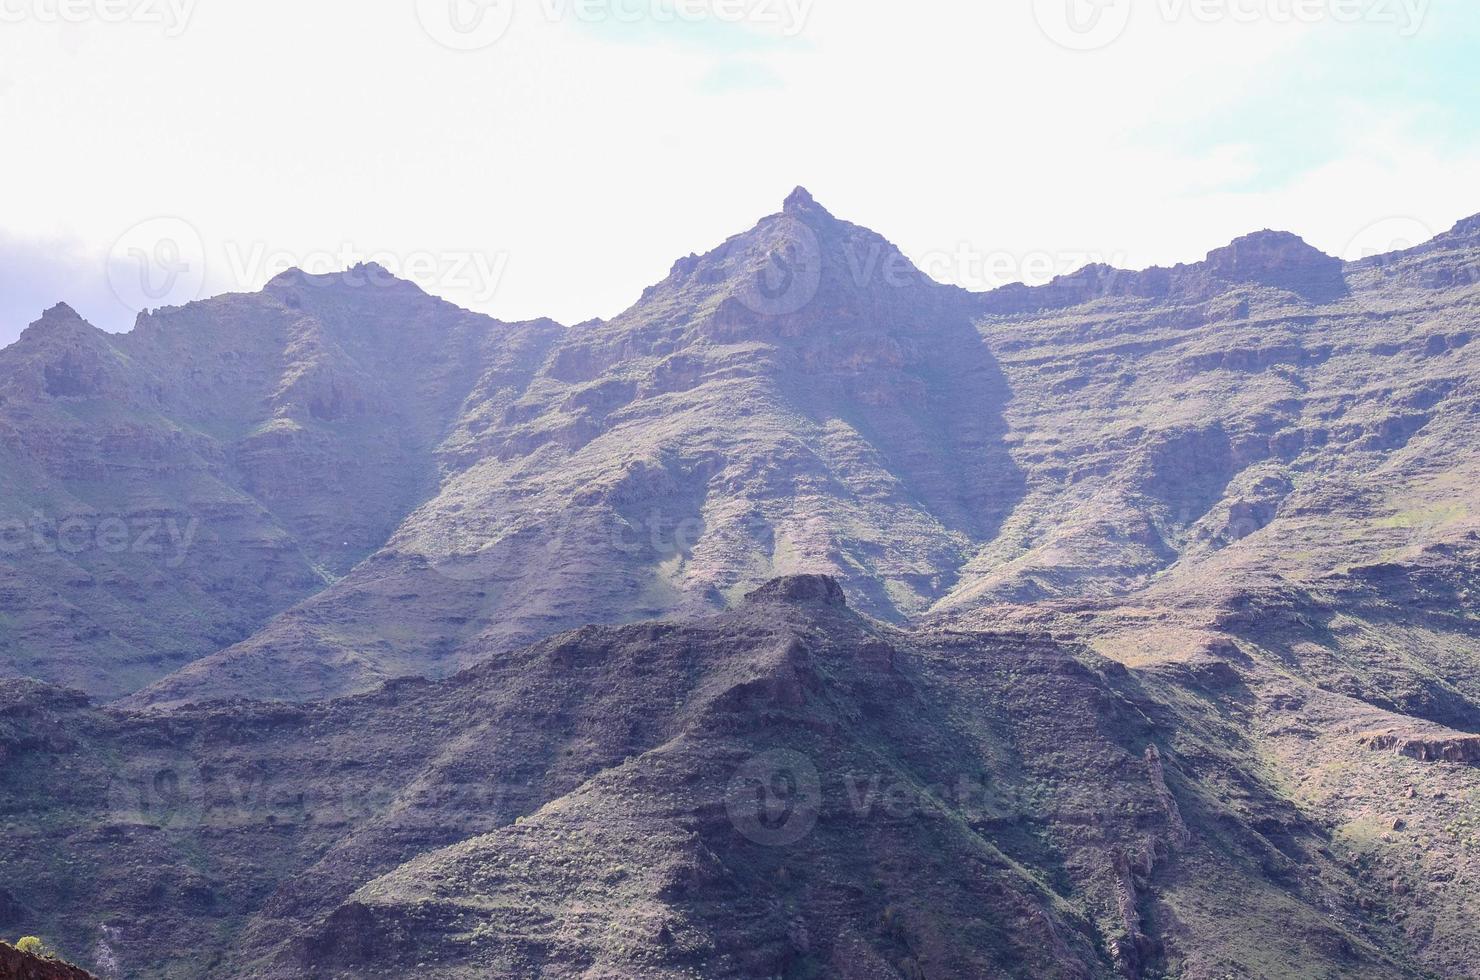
left=2, top=0, right=1478, bottom=345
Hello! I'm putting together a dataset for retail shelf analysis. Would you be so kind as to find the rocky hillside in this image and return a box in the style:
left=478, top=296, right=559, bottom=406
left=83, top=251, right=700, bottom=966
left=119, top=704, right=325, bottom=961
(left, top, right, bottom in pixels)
left=5, top=576, right=1475, bottom=978
left=119, top=188, right=1030, bottom=708
left=119, top=193, right=1479, bottom=714
left=2, top=191, right=1479, bottom=977
left=3, top=189, right=1476, bottom=714
left=0, top=943, right=96, bottom=980
left=0, top=277, right=559, bottom=697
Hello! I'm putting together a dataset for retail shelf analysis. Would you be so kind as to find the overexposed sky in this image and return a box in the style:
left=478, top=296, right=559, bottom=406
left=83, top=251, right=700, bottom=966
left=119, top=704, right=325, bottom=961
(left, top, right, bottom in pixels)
left=2, top=0, right=1478, bottom=343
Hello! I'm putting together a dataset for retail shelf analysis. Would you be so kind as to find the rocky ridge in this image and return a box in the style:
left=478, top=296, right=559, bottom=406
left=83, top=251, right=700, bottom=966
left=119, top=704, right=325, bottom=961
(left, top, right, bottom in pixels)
left=2, top=190, right=1480, bottom=977
left=3, top=576, right=1467, bottom=978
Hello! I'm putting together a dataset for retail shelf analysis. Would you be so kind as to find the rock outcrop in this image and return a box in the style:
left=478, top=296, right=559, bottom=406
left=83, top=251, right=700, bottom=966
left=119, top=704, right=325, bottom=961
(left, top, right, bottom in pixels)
left=1361, top=731, right=1480, bottom=766
left=3, top=191, right=1480, bottom=977
left=2, top=575, right=1430, bottom=979
left=0, top=944, right=96, bottom=980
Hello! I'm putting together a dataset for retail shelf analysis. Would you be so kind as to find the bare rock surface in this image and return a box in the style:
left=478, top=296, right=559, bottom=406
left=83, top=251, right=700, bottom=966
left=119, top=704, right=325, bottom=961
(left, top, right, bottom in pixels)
left=3, top=192, right=1480, bottom=977
left=0, top=577, right=1444, bottom=978
left=0, top=943, right=96, bottom=980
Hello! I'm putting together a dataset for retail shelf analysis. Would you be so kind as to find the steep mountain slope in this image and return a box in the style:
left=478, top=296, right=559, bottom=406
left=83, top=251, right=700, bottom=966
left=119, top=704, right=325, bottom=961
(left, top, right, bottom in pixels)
left=0, top=277, right=559, bottom=696
left=126, top=189, right=1026, bottom=707
left=4, top=193, right=1480, bottom=979
left=945, top=215, right=1480, bottom=611
left=123, top=194, right=1480, bottom=714
left=4, top=577, right=1467, bottom=979
left=928, top=213, right=1480, bottom=741
left=0, top=942, right=97, bottom=980
left=6, top=191, right=1477, bottom=715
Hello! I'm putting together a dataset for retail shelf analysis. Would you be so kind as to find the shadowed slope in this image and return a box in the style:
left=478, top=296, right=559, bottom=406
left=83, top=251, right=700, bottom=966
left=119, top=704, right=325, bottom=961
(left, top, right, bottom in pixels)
left=1, top=577, right=1442, bottom=979
left=126, top=189, right=1026, bottom=709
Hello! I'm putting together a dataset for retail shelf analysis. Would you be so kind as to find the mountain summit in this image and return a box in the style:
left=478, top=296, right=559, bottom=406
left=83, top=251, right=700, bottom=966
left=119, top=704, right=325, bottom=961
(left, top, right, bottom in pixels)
left=0, top=194, right=1473, bottom=715
left=125, top=190, right=1024, bottom=708
left=1202, top=228, right=1346, bottom=300
left=782, top=183, right=834, bottom=218
left=2, top=194, right=1480, bottom=978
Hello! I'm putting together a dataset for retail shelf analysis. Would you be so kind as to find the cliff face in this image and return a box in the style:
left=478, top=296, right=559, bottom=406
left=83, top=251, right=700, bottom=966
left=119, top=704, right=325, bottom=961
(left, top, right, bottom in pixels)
left=5, top=193, right=1477, bottom=718
left=105, top=195, right=1480, bottom=722
left=3, top=194, right=1480, bottom=977
left=0, top=279, right=559, bottom=697
left=119, top=189, right=1033, bottom=708
left=2, top=576, right=1461, bottom=979
left=0, top=944, right=96, bottom=980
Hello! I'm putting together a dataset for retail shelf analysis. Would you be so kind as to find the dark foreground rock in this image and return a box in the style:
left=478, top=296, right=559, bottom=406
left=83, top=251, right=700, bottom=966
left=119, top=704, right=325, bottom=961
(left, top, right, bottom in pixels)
left=0, top=944, right=96, bottom=980
left=1, top=576, right=1465, bottom=978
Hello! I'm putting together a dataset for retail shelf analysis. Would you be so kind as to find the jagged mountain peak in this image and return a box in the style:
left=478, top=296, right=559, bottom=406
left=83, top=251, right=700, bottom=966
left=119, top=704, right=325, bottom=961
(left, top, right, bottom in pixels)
left=264, top=264, right=309, bottom=287
left=1442, top=210, right=1480, bottom=243
left=15, top=301, right=107, bottom=348
left=627, top=186, right=943, bottom=336
left=1200, top=227, right=1346, bottom=300
left=782, top=184, right=832, bottom=218
left=783, top=184, right=815, bottom=207
left=1203, top=227, right=1334, bottom=270
left=978, top=223, right=1352, bottom=314
left=22, top=301, right=94, bottom=335
left=39, top=300, right=83, bottom=323
left=743, top=573, right=849, bottom=609
left=1217, top=227, right=1312, bottom=247
left=263, top=261, right=430, bottom=298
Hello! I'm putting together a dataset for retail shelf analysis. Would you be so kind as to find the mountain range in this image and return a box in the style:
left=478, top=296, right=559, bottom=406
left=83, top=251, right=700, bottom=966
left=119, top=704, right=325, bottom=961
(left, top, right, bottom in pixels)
left=1, top=189, right=1478, bottom=978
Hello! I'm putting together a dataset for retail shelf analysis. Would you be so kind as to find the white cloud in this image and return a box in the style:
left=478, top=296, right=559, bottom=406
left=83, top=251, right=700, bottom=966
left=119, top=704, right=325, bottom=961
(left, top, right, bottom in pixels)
left=1, top=0, right=1476, bottom=346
